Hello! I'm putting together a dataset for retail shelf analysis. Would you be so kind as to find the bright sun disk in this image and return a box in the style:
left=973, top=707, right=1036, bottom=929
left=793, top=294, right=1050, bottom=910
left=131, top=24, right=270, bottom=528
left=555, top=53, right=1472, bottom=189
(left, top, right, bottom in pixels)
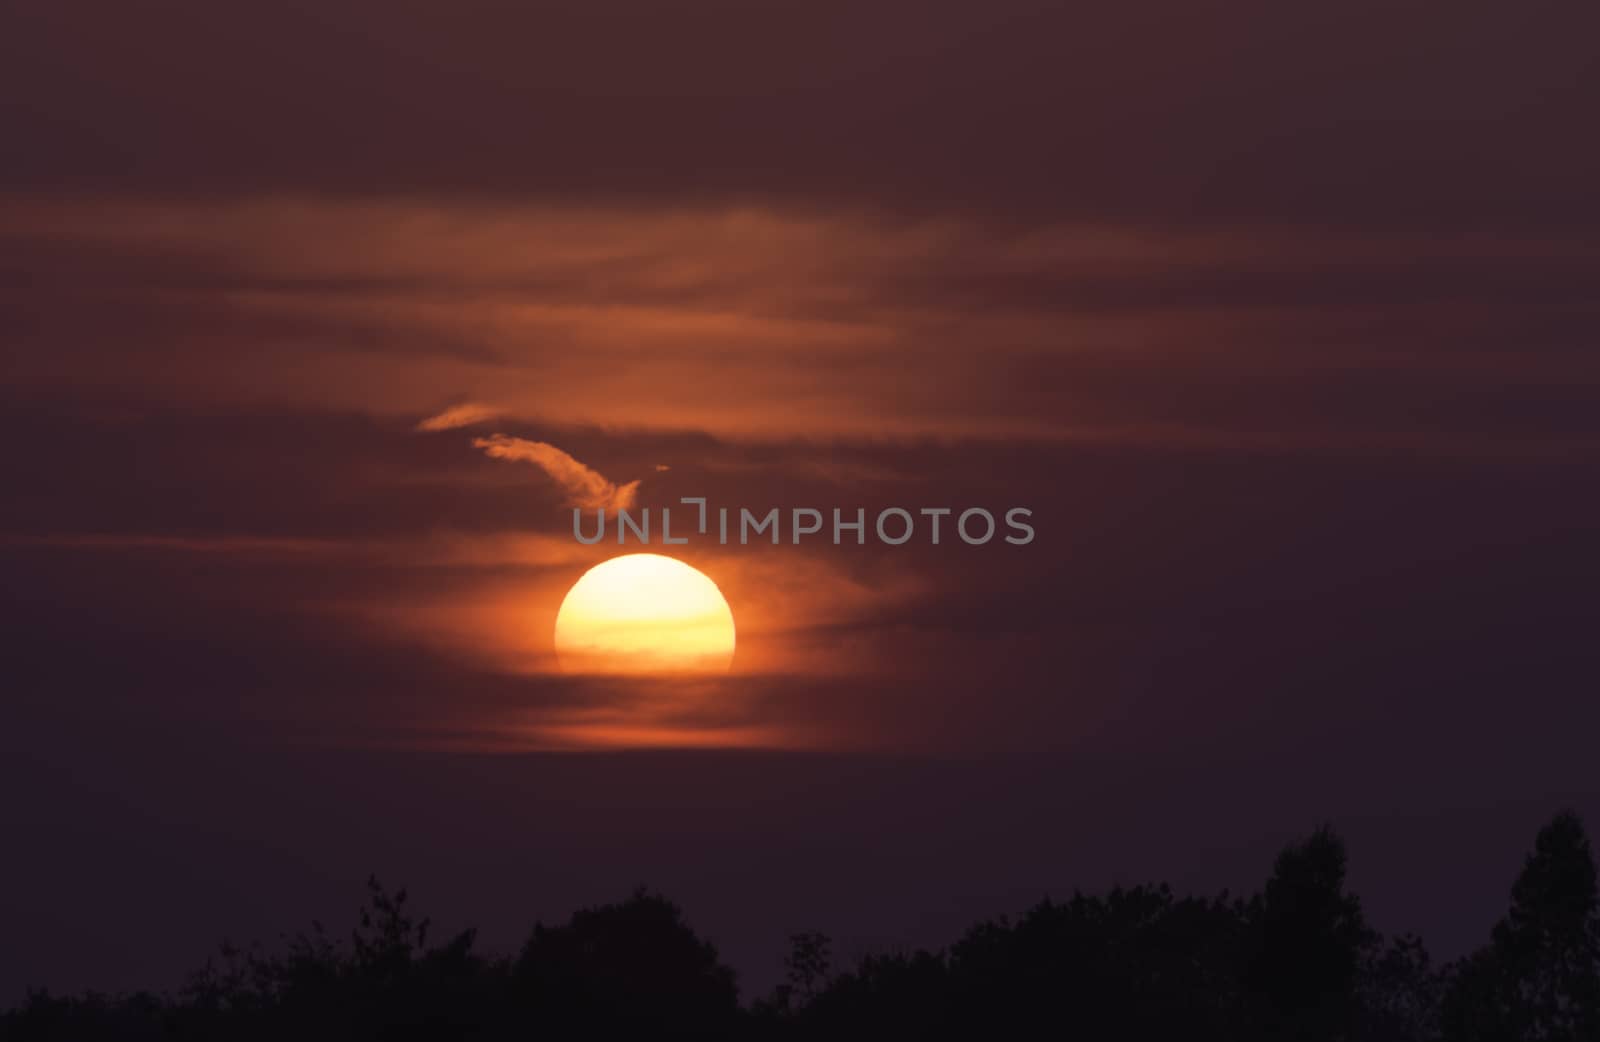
left=553, top=553, right=736, bottom=674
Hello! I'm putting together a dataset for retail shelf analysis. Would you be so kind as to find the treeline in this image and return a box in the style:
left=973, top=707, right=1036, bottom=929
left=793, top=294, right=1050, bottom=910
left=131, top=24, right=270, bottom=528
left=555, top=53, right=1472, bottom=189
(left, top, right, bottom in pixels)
left=5, top=813, right=1599, bottom=1040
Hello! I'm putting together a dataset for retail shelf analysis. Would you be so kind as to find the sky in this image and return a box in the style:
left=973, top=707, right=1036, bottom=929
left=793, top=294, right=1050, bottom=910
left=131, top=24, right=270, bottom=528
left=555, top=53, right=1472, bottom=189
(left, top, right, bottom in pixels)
left=3, top=0, right=1600, bottom=1001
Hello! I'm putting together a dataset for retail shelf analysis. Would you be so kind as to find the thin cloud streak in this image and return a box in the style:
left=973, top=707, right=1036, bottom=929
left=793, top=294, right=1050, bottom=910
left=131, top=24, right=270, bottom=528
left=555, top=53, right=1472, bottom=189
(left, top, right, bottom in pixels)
left=471, top=433, right=640, bottom=511
left=416, top=402, right=503, bottom=431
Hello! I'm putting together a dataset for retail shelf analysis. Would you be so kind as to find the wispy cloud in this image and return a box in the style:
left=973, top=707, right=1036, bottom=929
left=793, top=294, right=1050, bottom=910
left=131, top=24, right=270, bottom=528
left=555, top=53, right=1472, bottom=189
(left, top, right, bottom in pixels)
left=416, top=403, right=503, bottom=432
left=471, top=434, right=640, bottom=511
left=0, top=533, right=340, bottom=555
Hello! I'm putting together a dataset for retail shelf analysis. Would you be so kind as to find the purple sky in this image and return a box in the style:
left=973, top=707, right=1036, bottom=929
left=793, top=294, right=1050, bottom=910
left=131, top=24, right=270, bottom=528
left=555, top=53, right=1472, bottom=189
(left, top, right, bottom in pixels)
left=2, top=0, right=1599, bottom=1000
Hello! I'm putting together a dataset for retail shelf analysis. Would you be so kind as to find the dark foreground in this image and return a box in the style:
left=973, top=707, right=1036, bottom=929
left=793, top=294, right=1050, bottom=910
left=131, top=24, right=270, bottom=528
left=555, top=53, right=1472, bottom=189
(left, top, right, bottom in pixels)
left=5, top=813, right=1598, bottom=1041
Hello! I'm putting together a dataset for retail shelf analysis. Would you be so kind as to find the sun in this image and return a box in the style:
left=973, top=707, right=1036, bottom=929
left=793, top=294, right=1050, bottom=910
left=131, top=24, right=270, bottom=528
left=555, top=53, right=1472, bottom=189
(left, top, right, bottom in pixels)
left=554, top=553, right=736, bottom=674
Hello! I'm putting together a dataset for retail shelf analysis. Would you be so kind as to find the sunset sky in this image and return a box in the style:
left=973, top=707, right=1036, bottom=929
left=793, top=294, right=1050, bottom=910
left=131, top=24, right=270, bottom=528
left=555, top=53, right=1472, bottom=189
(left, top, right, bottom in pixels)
left=3, top=0, right=1599, bottom=1000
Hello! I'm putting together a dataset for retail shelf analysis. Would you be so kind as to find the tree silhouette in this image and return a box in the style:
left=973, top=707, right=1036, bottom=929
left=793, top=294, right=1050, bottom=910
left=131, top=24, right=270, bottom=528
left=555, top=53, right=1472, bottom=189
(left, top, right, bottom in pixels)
left=1357, top=933, right=1441, bottom=1042
left=181, top=875, right=502, bottom=1041
left=513, top=888, right=739, bottom=1037
left=1244, top=825, right=1376, bottom=1040
left=1442, top=811, right=1600, bottom=1042
left=8, top=815, right=1600, bottom=1040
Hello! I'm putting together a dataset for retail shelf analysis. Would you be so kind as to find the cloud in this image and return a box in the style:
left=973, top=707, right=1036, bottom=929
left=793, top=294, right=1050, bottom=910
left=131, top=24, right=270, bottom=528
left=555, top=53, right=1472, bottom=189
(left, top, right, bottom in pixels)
left=472, top=434, right=640, bottom=511
left=416, top=403, right=502, bottom=431
left=11, top=195, right=1600, bottom=450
